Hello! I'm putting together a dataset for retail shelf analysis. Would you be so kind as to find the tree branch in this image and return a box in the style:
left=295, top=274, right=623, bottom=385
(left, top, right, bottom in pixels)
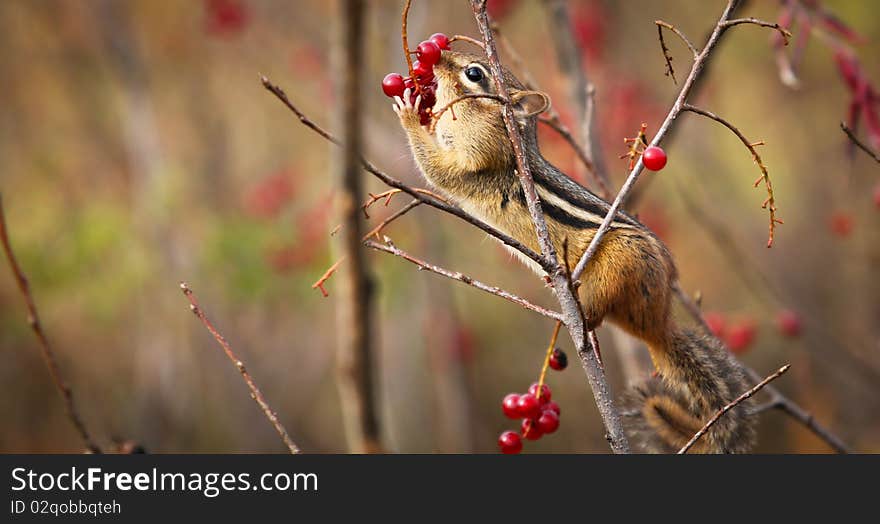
left=365, top=239, right=564, bottom=322
left=682, top=104, right=782, bottom=248
left=335, top=0, right=383, bottom=454
left=572, top=0, right=745, bottom=282
left=672, top=286, right=852, bottom=454
left=840, top=121, right=880, bottom=163
left=0, top=195, right=101, bottom=453
left=679, top=364, right=790, bottom=454
left=471, top=0, right=631, bottom=454
left=179, top=282, right=300, bottom=454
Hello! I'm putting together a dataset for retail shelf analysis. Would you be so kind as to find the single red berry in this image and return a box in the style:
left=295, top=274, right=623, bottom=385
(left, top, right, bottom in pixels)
left=704, top=312, right=727, bottom=339
left=776, top=309, right=802, bottom=338
left=725, top=320, right=756, bottom=354
left=498, top=430, right=522, bottom=454
left=429, top=32, right=451, bottom=50
left=521, top=418, right=543, bottom=441
left=528, top=383, right=551, bottom=403
left=382, top=73, right=405, bottom=98
left=516, top=393, right=541, bottom=419
left=502, top=393, right=521, bottom=419
left=411, top=60, right=433, bottom=81
left=829, top=212, right=854, bottom=237
left=549, top=348, right=568, bottom=371
left=642, top=146, right=667, bottom=171
left=536, top=410, right=560, bottom=434
left=416, top=40, right=442, bottom=66
left=544, top=401, right=561, bottom=416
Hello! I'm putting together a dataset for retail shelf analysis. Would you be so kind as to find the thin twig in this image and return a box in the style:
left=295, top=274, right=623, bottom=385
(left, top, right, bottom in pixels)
left=472, top=0, right=631, bottom=454
left=678, top=364, right=791, bottom=454
left=655, top=20, right=699, bottom=59
left=363, top=199, right=421, bottom=240
left=0, top=195, right=101, bottom=453
left=312, top=257, right=345, bottom=298
left=179, top=282, right=300, bottom=454
left=449, top=34, right=485, bottom=49
left=673, top=286, right=852, bottom=454
left=841, top=121, right=880, bottom=163
left=721, top=17, right=792, bottom=45
left=682, top=104, right=783, bottom=248
left=261, top=75, right=548, bottom=271
left=365, top=239, right=564, bottom=322
left=657, top=23, right=679, bottom=84
left=430, top=93, right=506, bottom=134
left=572, top=0, right=745, bottom=282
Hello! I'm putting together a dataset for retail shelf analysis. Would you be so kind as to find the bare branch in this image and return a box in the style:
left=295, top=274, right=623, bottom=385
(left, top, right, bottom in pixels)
left=448, top=34, right=485, bottom=49
left=682, top=104, right=783, bottom=248
left=840, top=121, right=880, bottom=163
left=572, top=0, right=744, bottom=282
left=655, top=20, right=699, bottom=59
left=679, top=364, right=791, bottom=454
left=0, top=195, right=101, bottom=453
left=471, top=0, right=631, bottom=454
left=673, top=286, right=852, bottom=454
left=365, top=239, right=564, bottom=322
left=721, top=17, right=792, bottom=45
left=656, top=23, right=679, bottom=84
left=430, top=93, right=506, bottom=134
left=179, top=282, right=300, bottom=454
left=362, top=199, right=421, bottom=241
left=261, top=75, right=548, bottom=271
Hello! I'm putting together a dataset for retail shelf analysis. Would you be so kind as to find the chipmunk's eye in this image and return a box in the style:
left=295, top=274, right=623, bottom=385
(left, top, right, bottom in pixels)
left=465, top=66, right=484, bottom=83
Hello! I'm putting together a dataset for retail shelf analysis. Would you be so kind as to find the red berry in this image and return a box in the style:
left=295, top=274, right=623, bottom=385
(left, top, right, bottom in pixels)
left=411, top=60, right=433, bottom=81
left=776, top=309, right=802, bottom=338
left=642, top=146, right=667, bottom=171
left=416, top=40, right=442, bottom=66
left=549, top=348, right=568, bottom=371
left=829, top=212, right=854, bottom=237
left=521, top=418, right=543, bottom=440
left=536, top=410, right=560, bottom=434
left=725, top=320, right=756, bottom=354
left=516, top=393, right=541, bottom=419
left=429, top=32, right=451, bottom=50
left=498, top=431, right=522, bottom=454
left=704, top=312, right=727, bottom=338
left=382, top=73, right=405, bottom=98
left=544, top=401, right=561, bottom=416
left=528, top=383, right=551, bottom=403
left=502, top=393, right=521, bottom=419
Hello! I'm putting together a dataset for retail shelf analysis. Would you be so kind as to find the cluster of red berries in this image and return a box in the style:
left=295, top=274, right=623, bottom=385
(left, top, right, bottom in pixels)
left=498, top=383, right=561, bottom=454
left=382, top=33, right=450, bottom=125
left=497, top=347, right=568, bottom=454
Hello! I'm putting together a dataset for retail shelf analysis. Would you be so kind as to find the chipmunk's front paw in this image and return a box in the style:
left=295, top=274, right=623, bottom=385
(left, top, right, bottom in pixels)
left=392, top=88, right=422, bottom=130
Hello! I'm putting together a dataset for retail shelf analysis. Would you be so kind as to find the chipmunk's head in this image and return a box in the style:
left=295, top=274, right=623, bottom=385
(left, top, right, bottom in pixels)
left=431, top=51, right=550, bottom=151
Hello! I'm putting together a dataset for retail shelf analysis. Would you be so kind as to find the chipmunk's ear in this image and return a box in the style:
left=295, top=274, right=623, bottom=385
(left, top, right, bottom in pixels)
left=511, top=90, right=551, bottom=118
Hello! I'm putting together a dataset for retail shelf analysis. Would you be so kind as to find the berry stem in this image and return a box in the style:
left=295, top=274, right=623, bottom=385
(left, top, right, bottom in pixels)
left=536, top=321, right=563, bottom=400
left=400, top=0, right=423, bottom=97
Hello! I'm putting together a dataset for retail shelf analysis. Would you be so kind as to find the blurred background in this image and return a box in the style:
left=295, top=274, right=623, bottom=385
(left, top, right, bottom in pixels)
left=1, top=0, right=878, bottom=453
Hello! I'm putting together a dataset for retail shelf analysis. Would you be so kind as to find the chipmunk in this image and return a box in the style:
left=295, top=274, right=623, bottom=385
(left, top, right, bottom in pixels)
left=391, top=50, right=756, bottom=453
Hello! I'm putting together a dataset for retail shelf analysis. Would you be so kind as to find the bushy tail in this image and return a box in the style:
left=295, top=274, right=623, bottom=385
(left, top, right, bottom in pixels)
left=621, top=329, right=757, bottom=453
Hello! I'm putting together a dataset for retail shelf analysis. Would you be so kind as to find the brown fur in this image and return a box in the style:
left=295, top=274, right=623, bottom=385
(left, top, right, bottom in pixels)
left=394, top=51, right=756, bottom=453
